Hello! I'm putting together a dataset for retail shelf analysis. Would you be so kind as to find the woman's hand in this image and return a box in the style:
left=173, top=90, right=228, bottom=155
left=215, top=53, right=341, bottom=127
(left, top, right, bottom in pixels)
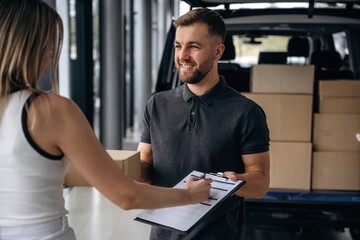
left=183, top=177, right=212, bottom=204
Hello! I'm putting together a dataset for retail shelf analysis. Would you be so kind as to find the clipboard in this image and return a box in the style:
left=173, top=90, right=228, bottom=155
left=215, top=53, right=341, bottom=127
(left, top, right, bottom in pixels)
left=134, top=170, right=246, bottom=234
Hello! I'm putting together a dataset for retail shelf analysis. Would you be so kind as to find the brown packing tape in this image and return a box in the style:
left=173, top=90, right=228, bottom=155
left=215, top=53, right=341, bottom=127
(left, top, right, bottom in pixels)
left=64, top=150, right=141, bottom=187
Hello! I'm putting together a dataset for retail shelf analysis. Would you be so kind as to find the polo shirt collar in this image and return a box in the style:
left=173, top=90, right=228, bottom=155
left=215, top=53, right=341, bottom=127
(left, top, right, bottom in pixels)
left=182, top=76, right=227, bottom=106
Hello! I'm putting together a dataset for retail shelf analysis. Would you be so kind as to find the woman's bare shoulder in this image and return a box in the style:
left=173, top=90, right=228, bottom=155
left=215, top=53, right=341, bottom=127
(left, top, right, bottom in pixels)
left=33, top=93, right=79, bottom=115
left=29, top=92, right=86, bottom=131
left=35, top=93, right=75, bottom=107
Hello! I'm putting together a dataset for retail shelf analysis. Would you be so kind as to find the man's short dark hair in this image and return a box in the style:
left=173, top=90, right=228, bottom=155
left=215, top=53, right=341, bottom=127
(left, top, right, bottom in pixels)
left=173, top=8, right=226, bottom=43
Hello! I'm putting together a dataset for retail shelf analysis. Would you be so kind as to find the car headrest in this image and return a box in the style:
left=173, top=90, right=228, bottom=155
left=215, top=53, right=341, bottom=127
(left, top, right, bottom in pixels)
left=310, top=50, right=342, bottom=70
left=287, top=36, right=310, bottom=57
left=220, top=35, right=236, bottom=60
left=258, top=52, right=287, bottom=64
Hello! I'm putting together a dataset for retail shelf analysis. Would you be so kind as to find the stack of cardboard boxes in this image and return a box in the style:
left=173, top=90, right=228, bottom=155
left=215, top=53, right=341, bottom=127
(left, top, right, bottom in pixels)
left=312, top=80, right=360, bottom=191
left=244, top=65, right=360, bottom=192
left=243, top=64, right=315, bottom=190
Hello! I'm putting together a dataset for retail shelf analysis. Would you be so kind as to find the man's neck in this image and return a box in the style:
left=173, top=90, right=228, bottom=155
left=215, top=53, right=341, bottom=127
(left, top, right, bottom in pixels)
left=187, top=73, right=220, bottom=96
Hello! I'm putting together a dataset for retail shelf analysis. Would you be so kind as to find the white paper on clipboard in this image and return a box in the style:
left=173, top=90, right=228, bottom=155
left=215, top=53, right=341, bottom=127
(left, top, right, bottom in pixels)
left=134, top=170, right=246, bottom=234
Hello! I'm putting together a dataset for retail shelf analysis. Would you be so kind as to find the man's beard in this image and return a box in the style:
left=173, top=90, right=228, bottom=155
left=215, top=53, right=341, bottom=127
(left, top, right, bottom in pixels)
left=179, top=69, right=207, bottom=84
left=177, top=60, right=213, bottom=84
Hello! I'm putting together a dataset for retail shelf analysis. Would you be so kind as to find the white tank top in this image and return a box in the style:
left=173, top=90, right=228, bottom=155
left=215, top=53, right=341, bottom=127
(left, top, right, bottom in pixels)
left=0, top=90, right=69, bottom=226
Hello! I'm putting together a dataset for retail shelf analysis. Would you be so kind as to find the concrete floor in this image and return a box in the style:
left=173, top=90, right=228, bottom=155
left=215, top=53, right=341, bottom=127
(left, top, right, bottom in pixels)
left=64, top=187, right=151, bottom=240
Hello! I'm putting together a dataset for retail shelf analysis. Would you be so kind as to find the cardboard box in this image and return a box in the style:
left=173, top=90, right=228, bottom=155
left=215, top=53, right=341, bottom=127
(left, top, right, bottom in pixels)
left=318, top=80, right=360, bottom=97
left=313, top=114, right=360, bottom=151
left=318, top=97, right=360, bottom=113
left=269, top=142, right=312, bottom=190
left=250, top=64, right=314, bottom=94
left=243, top=93, right=313, bottom=141
left=312, top=151, right=360, bottom=191
left=64, top=150, right=141, bottom=186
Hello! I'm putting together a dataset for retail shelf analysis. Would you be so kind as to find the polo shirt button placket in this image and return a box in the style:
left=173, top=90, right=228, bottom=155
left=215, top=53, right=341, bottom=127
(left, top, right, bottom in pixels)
left=190, top=97, right=199, bottom=130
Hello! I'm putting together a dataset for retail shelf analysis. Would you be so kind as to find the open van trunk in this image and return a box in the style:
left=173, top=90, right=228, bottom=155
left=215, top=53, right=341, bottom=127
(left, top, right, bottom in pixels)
left=156, top=1, right=360, bottom=239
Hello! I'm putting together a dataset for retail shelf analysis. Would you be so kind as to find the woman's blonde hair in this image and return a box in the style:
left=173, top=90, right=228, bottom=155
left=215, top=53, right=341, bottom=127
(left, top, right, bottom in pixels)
left=0, top=0, right=63, bottom=115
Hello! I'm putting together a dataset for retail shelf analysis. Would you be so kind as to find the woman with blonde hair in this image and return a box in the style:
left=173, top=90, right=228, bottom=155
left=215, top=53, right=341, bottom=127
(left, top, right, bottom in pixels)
left=0, top=1, right=211, bottom=239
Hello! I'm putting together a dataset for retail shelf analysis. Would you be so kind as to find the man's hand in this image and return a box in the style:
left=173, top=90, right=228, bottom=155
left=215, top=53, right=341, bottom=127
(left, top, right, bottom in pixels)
left=223, top=171, right=238, bottom=181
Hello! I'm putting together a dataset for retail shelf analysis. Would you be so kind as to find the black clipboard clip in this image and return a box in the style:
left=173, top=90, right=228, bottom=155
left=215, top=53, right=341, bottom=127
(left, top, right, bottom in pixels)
left=201, top=172, right=228, bottom=181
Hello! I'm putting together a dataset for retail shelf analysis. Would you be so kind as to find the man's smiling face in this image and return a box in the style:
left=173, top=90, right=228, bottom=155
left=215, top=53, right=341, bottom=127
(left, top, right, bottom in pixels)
left=174, top=22, right=220, bottom=84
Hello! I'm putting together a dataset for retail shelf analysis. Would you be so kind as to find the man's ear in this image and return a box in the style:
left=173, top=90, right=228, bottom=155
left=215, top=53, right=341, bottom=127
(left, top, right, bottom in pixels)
left=215, top=43, right=225, bottom=60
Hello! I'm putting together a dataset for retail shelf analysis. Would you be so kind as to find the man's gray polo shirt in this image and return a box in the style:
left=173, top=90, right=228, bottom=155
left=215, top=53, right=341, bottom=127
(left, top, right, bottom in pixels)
left=140, top=77, right=269, bottom=239
left=140, top=77, right=269, bottom=188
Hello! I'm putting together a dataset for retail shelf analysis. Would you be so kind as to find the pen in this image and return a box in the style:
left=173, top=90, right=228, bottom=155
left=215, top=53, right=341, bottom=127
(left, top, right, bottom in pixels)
left=191, top=172, right=228, bottom=181
left=189, top=173, right=207, bottom=179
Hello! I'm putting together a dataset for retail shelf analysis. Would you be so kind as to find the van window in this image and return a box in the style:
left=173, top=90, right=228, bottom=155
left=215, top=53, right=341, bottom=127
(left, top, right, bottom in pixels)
left=232, top=35, right=290, bottom=67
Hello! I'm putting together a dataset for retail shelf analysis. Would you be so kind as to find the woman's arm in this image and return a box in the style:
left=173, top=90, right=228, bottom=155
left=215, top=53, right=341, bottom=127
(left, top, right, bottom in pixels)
left=28, top=93, right=211, bottom=210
